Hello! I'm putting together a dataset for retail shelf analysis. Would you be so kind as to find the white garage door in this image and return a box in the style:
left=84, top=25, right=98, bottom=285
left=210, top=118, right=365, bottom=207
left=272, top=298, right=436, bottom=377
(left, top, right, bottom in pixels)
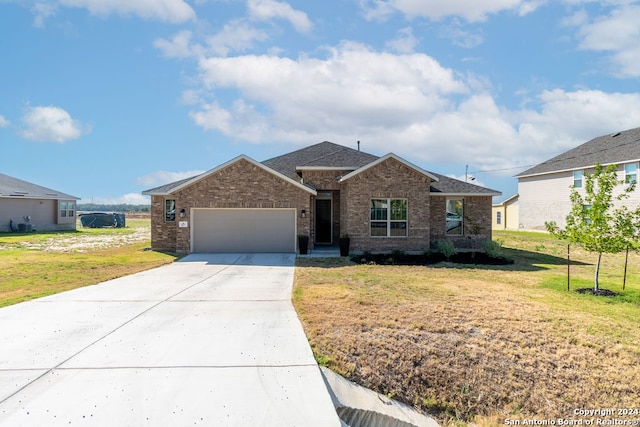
left=192, top=208, right=296, bottom=253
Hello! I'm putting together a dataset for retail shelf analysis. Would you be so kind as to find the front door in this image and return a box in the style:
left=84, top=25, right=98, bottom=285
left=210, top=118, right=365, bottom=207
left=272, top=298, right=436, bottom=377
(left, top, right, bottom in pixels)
left=315, top=194, right=332, bottom=244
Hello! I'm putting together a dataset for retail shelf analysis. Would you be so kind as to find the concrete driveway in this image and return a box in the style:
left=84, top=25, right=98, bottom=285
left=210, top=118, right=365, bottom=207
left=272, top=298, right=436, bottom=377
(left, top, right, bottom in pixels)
left=0, top=253, right=341, bottom=426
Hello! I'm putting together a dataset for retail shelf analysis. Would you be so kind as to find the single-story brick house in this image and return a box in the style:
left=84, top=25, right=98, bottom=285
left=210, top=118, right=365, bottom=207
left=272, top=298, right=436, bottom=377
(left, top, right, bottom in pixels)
left=0, top=172, right=79, bottom=232
left=142, top=141, right=500, bottom=254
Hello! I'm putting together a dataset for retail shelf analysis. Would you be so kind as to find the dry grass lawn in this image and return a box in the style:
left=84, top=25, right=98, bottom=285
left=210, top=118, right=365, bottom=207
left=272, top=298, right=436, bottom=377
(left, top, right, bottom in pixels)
left=293, top=231, right=640, bottom=426
left=0, top=219, right=177, bottom=307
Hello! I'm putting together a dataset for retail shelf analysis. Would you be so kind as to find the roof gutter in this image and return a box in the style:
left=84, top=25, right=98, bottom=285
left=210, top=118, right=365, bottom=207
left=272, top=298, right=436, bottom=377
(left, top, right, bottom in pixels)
left=517, top=158, right=640, bottom=179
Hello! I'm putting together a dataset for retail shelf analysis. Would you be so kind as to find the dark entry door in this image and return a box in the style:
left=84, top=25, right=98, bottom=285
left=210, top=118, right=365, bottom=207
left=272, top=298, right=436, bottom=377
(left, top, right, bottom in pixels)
left=315, top=199, right=332, bottom=244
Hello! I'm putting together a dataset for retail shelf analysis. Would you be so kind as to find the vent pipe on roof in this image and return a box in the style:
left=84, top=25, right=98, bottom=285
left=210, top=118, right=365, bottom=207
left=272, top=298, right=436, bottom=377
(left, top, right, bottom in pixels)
left=357, top=140, right=360, bottom=151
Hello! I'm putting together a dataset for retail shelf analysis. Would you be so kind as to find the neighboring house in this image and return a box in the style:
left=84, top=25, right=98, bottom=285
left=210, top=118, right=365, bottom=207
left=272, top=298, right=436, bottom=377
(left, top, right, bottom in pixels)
left=143, top=141, right=500, bottom=254
left=516, top=127, right=640, bottom=230
left=0, top=173, right=79, bottom=232
left=492, top=194, right=519, bottom=230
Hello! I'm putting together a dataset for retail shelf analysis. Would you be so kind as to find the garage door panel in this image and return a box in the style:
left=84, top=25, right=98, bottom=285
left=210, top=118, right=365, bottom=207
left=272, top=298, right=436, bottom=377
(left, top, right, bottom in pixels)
left=193, top=209, right=295, bottom=253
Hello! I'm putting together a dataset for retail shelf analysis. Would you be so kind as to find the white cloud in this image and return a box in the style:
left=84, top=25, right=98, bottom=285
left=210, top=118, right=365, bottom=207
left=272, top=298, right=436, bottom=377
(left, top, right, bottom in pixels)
left=136, top=170, right=205, bottom=187
left=190, top=99, right=270, bottom=142
left=418, top=89, right=640, bottom=173
left=574, top=4, right=640, bottom=77
left=247, top=0, right=313, bottom=33
left=515, top=88, right=640, bottom=150
left=0, top=115, right=10, bottom=127
left=360, top=0, right=540, bottom=22
left=206, top=20, right=270, bottom=56
left=194, top=42, right=468, bottom=141
left=154, top=30, right=198, bottom=58
left=560, top=9, right=589, bottom=27
left=386, top=27, right=419, bottom=53
left=155, top=23, right=269, bottom=58
left=186, top=42, right=640, bottom=175
left=28, top=0, right=195, bottom=25
left=31, top=2, right=58, bottom=27
left=180, top=89, right=204, bottom=106
left=438, top=20, right=484, bottom=48
left=19, top=105, right=90, bottom=143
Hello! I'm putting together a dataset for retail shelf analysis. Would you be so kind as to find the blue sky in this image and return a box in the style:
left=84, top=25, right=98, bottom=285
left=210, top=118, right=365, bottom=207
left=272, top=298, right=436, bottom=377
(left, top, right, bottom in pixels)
left=2, top=0, right=640, bottom=204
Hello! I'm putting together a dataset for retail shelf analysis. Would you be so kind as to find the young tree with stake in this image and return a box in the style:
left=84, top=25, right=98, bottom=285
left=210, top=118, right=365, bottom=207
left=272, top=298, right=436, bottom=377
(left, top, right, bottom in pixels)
left=546, top=164, right=638, bottom=292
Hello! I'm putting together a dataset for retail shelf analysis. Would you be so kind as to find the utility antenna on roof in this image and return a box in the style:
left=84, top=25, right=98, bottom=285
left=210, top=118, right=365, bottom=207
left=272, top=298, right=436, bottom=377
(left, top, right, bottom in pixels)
left=357, top=140, right=360, bottom=151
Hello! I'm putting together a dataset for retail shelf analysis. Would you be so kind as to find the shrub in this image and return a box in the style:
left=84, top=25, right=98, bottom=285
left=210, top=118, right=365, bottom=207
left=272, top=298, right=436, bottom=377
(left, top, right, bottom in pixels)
left=390, top=249, right=405, bottom=261
left=483, top=239, right=504, bottom=258
left=436, top=240, right=458, bottom=260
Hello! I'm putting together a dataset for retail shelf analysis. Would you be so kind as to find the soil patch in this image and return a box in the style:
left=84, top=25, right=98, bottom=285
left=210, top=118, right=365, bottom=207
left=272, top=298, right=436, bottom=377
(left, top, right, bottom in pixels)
left=575, top=287, right=621, bottom=297
left=0, top=228, right=150, bottom=253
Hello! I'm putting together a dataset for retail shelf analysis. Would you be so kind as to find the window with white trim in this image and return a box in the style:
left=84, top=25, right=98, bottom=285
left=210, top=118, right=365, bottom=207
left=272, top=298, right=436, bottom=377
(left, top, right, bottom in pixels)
left=446, top=199, right=463, bottom=235
left=573, top=170, right=583, bottom=188
left=370, top=199, right=407, bottom=237
left=60, top=201, right=75, bottom=218
left=625, top=163, right=637, bottom=185
left=496, top=211, right=502, bottom=225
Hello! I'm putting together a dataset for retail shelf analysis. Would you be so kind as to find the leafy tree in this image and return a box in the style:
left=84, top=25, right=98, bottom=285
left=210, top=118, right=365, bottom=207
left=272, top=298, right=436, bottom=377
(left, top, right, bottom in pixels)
left=545, top=164, right=638, bottom=291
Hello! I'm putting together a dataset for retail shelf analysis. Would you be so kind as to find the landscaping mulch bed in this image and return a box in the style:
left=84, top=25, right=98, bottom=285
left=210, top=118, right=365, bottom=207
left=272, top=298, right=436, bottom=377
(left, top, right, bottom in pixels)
left=351, top=252, right=514, bottom=266
left=575, top=287, right=621, bottom=297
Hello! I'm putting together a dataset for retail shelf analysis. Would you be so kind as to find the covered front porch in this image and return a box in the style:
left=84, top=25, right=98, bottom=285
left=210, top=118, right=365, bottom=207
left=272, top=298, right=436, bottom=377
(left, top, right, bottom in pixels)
left=311, top=190, right=342, bottom=249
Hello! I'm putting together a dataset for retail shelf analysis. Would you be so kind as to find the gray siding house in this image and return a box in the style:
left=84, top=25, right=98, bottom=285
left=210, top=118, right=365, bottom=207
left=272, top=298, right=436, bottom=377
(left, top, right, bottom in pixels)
left=0, top=173, right=79, bottom=232
left=516, top=127, right=640, bottom=230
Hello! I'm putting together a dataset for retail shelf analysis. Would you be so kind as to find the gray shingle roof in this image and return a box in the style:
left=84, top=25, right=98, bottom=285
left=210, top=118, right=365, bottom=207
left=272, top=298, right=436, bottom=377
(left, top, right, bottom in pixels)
left=429, top=172, right=501, bottom=195
left=142, top=175, right=201, bottom=196
left=517, top=126, right=640, bottom=177
left=0, top=173, right=79, bottom=200
left=262, top=141, right=379, bottom=180
left=142, top=141, right=499, bottom=196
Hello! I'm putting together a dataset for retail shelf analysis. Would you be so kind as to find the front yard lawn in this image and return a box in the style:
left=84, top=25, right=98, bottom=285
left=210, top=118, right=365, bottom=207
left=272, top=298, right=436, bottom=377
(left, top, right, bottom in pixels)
left=293, top=231, right=640, bottom=426
left=0, top=219, right=176, bottom=307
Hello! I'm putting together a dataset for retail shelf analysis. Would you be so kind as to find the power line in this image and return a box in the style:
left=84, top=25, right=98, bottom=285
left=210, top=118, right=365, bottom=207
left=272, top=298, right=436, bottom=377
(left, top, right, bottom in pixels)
left=468, top=164, right=535, bottom=174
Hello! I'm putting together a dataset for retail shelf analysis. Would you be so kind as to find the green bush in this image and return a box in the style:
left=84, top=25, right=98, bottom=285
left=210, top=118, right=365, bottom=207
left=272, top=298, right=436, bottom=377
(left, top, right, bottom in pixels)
left=483, top=239, right=504, bottom=258
left=436, top=240, right=458, bottom=260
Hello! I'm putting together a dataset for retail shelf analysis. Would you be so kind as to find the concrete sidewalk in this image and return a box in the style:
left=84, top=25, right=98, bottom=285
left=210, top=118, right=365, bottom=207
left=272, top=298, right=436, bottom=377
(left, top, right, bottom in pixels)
left=0, top=253, right=341, bottom=426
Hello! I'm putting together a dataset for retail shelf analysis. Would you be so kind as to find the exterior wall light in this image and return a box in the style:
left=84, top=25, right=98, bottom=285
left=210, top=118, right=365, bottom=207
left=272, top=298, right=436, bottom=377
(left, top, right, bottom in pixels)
left=301, top=209, right=306, bottom=218
left=179, top=209, right=186, bottom=218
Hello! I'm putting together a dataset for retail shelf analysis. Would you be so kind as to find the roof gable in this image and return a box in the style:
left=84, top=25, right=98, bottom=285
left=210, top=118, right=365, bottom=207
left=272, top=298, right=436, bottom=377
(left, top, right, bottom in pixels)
left=492, top=193, right=518, bottom=206
left=262, top=141, right=379, bottom=180
left=142, top=143, right=501, bottom=197
left=338, top=153, right=439, bottom=182
left=337, top=154, right=500, bottom=196
left=0, top=173, right=79, bottom=200
left=517, top=127, right=640, bottom=178
left=142, top=155, right=317, bottom=196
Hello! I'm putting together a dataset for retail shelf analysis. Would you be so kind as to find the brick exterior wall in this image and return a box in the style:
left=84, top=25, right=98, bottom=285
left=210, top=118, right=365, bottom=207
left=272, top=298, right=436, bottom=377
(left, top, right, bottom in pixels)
left=300, top=170, right=344, bottom=190
left=149, top=157, right=494, bottom=254
left=341, top=157, right=432, bottom=252
left=429, top=195, right=493, bottom=249
left=298, top=170, right=345, bottom=246
left=150, top=195, right=177, bottom=251
left=150, top=159, right=312, bottom=253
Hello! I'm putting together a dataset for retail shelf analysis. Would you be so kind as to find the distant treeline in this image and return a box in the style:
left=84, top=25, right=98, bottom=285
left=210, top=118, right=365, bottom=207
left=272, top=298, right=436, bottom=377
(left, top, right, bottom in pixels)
left=78, top=204, right=150, bottom=213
